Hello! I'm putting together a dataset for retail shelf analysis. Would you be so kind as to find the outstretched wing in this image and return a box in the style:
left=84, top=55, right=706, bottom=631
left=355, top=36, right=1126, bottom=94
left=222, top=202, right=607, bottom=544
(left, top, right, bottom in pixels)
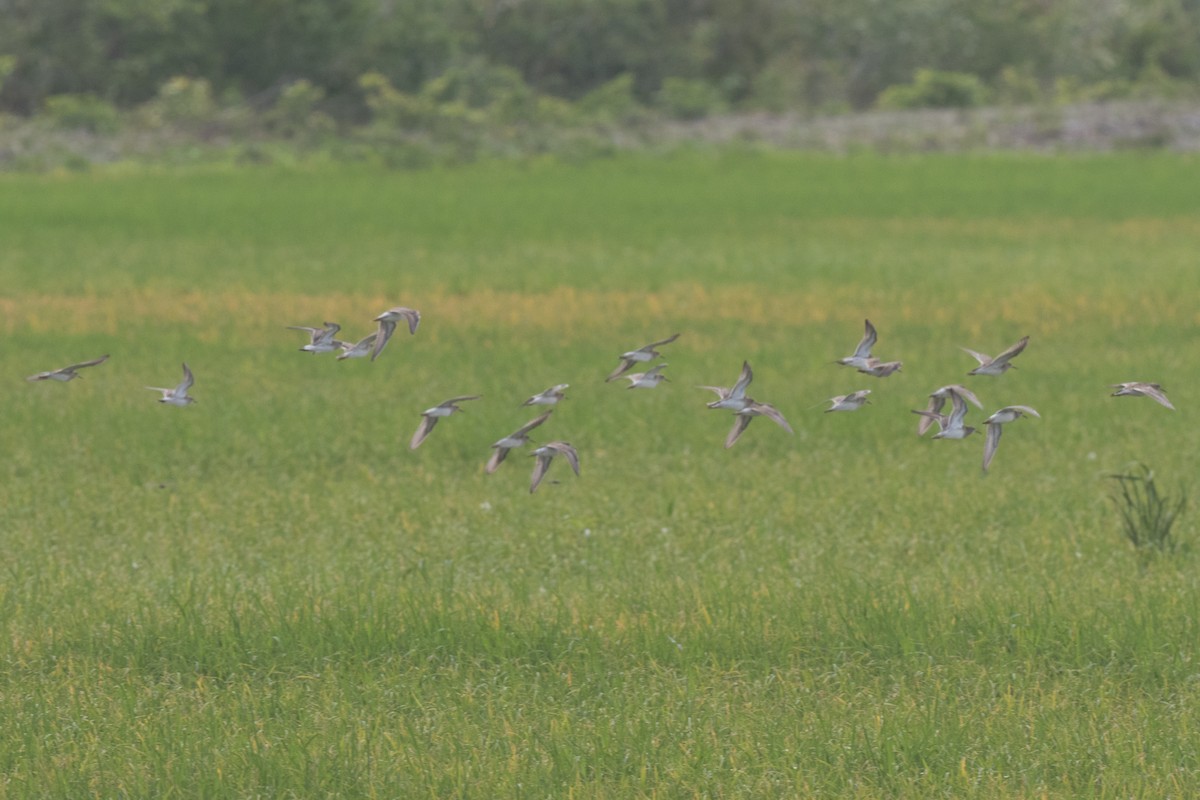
left=960, top=347, right=991, bottom=366
left=912, top=409, right=947, bottom=434
left=990, top=336, right=1029, bottom=367
left=756, top=403, right=794, bottom=433
left=606, top=358, right=636, bottom=382
left=443, top=395, right=481, bottom=406
left=371, top=319, right=397, bottom=361
left=982, top=423, right=1003, bottom=473
left=485, top=447, right=510, bottom=474
left=730, top=361, right=753, bottom=400
left=552, top=442, right=580, bottom=475
left=410, top=415, right=438, bottom=449
left=529, top=454, right=552, bottom=493
left=853, top=319, right=878, bottom=360
left=64, top=354, right=110, bottom=372
left=724, top=414, right=753, bottom=449
left=1141, top=385, right=1176, bottom=410
left=645, top=333, right=681, bottom=349
left=917, top=395, right=946, bottom=436
left=176, top=363, right=194, bottom=394
left=513, top=410, right=554, bottom=437
left=943, top=384, right=983, bottom=410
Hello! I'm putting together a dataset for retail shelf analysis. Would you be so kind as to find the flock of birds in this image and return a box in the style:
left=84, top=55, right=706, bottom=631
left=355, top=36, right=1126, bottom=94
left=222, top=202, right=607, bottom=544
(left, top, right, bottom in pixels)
left=27, top=311, right=1177, bottom=491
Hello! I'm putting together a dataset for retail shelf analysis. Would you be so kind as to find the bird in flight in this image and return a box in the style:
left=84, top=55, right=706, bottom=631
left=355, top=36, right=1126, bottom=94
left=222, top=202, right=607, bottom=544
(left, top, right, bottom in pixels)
left=836, top=319, right=878, bottom=371
left=371, top=306, right=421, bottom=361
left=606, top=334, right=681, bottom=382
left=982, top=405, right=1040, bottom=473
left=623, top=363, right=670, bottom=389
left=725, top=401, right=794, bottom=449
left=27, top=354, right=109, bottom=382
left=917, top=384, right=983, bottom=436
left=823, top=390, right=872, bottom=412
left=289, top=321, right=343, bottom=354
left=1110, top=382, right=1175, bottom=410
left=337, top=333, right=379, bottom=361
left=486, top=410, right=554, bottom=474
left=146, top=363, right=196, bottom=406
left=410, top=395, right=481, bottom=449
left=962, top=335, right=1028, bottom=376
left=912, top=391, right=975, bottom=439
left=698, top=361, right=753, bottom=412
left=856, top=358, right=902, bottom=378
left=529, top=441, right=580, bottom=493
left=522, top=384, right=569, bottom=407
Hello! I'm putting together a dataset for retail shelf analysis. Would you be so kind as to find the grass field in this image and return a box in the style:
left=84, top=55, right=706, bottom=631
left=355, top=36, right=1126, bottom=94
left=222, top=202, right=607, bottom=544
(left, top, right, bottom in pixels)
left=3, top=151, right=1200, bottom=798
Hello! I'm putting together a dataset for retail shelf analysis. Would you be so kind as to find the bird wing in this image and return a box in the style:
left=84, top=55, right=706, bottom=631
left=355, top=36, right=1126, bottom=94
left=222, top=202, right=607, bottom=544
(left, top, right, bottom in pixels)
left=960, top=347, right=991, bottom=366
left=756, top=403, right=794, bottom=433
left=724, top=414, right=753, bottom=449
left=1007, top=404, right=1041, bottom=418
left=947, top=392, right=969, bottom=428
left=443, top=395, right=481, bottom=406
left=64, top=354, right=110, bottom=372
left=606, top=358, right=636, bottom=382
left=313, top=322, right=341, bottom=344
left=485, top=446, right=510, bottom=474
left=853, top=319, right=878, bottom=360
left=513, top=410, right=554, bottom=436
left=917, top=396, right=945, bottom=436
left=370, top=320, right=396, bottom=360
left=982, top=423, right=1003, bottom=472
left=945, top=384, right=983, bottom=409
left=176, top=363, right=194, bottom=394
left=552, top=442, right=580, bottom=475
left=730, top=361, right=753, bottom=399
left=912, top=409, right=947, bottom=433
left=410, top=415, right=438, bottom=449
left=990, top=336, right=1029, bottom=366
left=1141, top=385, right=1176, bottom=410
left=529, top=454, right=552, bottom=493
left=645, top=333, right=681, bottom=350
left=697, top=385, right=731, bottom=400
left=287, top=325, right=323, bottom=340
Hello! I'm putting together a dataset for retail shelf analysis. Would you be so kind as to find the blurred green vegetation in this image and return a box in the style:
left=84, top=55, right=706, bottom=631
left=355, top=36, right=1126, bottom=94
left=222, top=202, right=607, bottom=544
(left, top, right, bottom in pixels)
left=3, top=0, right=1199, bottom=123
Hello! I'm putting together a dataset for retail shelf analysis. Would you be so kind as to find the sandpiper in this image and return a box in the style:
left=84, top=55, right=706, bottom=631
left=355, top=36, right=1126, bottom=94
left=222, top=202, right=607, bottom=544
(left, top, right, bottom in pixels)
left=962, top=335, right=1028, bottom=376
left=26, top=354, right=109, bottom=382
left=824, top=390, right=871, bottom=412
left=606, top=334, right=681, bottom=382
left=857, top=358, right=903, bottom=378
left=698, top=361, right=753, bottom=411
left=1111, top=382, right=1175, bottom=410
left=982, top=405, right=1040, bottom=473
left=371, top=306, right=421, bottom=361
left=836, top=319, right=878, bottom=370
left=410, top=395, right=481, bottom=450
left=486, top=410, right=553, bottom=473
left=288, top=321, right=342, bottom=354
left=623, top=363, right=670, bottom=389
left=522, top=384, right=569, bottom=406
left=146, top=363, right=196, bottom=406
left=917, top=384, right=983, bottom=436
left=912, top=392, right=974, bottom=439
left=529, top=441, right=580, bottom=493
left=337, top=333, right=379, bottom=360
left=725, top=401, right=794, bottom=449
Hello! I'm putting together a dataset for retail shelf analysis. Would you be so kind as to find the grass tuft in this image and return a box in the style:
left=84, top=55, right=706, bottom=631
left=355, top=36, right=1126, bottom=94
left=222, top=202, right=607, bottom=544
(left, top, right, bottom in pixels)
left=1108, top=462, right=1188, bottom=554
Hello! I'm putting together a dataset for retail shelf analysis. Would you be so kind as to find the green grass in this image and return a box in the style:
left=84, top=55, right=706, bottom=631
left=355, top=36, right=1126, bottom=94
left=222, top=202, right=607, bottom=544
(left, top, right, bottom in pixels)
left=3, top=151, right=1200, bottom=797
